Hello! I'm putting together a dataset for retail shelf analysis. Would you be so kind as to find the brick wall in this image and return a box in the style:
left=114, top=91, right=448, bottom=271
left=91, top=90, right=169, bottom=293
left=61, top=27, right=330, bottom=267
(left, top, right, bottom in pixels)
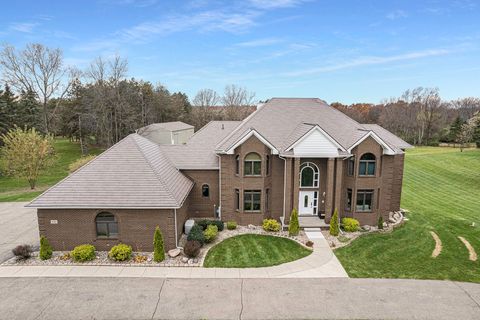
left=182, top=170, right=218, bottom=218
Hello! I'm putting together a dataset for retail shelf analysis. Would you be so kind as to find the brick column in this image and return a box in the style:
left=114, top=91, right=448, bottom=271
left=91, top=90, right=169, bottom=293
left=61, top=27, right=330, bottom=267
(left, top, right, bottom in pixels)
left=334, top=158, right=344, bottom=217
left=324, top=158, right=335, bottom=222
left=292, top=158, right=300, bottom=214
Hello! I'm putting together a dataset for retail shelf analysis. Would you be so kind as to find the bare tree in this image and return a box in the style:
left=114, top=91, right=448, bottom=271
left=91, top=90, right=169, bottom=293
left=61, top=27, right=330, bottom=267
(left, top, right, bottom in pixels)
left=192, top=89, right=220, bottom=107
left=451, top=97, right=480, bottom=120
left=0, top=43, right=73, bottom=133
left=222, top=84, right=256, bottom=121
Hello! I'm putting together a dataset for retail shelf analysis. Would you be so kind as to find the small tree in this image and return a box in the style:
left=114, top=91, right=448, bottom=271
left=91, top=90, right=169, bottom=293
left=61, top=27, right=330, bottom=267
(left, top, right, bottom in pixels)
left=39, top=236, right=53, bottom=260
left=153, top=226, right=165, bottom=262
left=378, top=216, right=384, bottom=230
left=1, top=127, right=55, bottom=189
left=289, top=208, right=300, bottom=236
left=329, top=208, right=339, bottom=236
left=457, top=121, right=474, bottom=152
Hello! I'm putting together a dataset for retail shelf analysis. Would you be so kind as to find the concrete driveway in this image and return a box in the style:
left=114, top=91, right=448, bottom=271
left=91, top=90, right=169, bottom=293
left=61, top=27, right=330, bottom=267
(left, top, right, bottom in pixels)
left=0, top=202, right=38, bottom=262
left=0, top=277, right=479, bottom=319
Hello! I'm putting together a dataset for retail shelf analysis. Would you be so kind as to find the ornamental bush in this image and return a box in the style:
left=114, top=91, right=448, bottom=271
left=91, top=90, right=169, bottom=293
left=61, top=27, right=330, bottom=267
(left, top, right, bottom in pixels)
left=378, top=216, right=384, bottom=230
left=203, top=225, right=218, bottom=243
left=71, top=244, right=96, bottom=262
left=329, top=209, right=339, bottom=236
left=226, top=221, right=237, bottom=230
left=108, top=243, right=132, bottom=261
left=39, top=236, right=53, bottom=260
left=262, top=219, right=281, bottom=232
left=289, top=208, right=300, bottom=236
left=12, top=244, right=32, bottom=259
left=341, top=218, right=360, bottom=232
left=188, top=224, right=206, bottom=245
left=197, top=219, right=224, bottom=231
left=184, top=240, right=201, bottom=258
left=153, top=226, right=165, bottom=262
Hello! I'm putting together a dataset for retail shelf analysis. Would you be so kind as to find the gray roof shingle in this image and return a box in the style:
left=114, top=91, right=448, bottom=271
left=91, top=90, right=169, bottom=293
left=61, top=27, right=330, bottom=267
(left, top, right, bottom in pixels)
left=138, top=121, right=193, bottom=133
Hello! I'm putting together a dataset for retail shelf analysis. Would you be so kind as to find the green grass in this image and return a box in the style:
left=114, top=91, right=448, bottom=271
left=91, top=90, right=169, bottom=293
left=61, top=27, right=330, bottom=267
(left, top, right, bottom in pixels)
left=204, top=234, right=312, bottom=268
left=335, top=147, right=480, bottom=283
left=0, top=139, right=103, bottom=202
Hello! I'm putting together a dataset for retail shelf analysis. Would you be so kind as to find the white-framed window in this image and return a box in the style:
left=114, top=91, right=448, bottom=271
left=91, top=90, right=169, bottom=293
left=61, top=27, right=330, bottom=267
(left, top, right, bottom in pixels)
left=359, top=153, right=376, bottom=176
left=244, top=153, right=261, bottom=176
left=244, top=190, right=261, bottom=212
left=300, top=162, right=319, bottom=188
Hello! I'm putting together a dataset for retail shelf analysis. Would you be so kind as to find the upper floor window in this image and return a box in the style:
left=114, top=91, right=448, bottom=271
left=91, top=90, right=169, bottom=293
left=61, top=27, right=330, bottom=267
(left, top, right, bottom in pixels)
left=347, top=156, right=355, bottom=176
left=359, top=153, right=376, bottom=176
left=202, top=184, right=209, bottom=197
left=244, top=153, right=261, bottom=176
left=300, top=162, right=319, bottom=187
left=235, top=155, right=240, bottom=175
left=95, top=212, right=118, bottom=238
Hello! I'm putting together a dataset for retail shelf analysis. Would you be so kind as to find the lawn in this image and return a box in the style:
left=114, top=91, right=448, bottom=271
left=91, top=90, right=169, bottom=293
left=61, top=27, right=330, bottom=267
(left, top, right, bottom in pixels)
left=0, top=139, right=103, bottom=202
left=203, top=234, right=312, bottom=268
left=335, top=147, right=480, bottom=283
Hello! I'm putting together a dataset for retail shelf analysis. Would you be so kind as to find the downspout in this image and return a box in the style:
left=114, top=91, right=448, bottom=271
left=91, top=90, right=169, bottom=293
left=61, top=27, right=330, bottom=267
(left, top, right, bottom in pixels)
left=216, top=154, right=222, bottom=220
left=279, top=155, right=287, bottom=228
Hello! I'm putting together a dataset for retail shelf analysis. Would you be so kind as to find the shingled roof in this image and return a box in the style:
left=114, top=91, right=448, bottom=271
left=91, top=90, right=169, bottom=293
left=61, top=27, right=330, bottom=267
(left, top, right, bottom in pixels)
left=27, top=134, right=193, bottom=209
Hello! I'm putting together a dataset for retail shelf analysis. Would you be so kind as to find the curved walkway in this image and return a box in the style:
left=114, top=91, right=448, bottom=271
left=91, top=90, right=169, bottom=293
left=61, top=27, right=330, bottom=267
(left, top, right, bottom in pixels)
left=0, top=231, right=347, bottom=278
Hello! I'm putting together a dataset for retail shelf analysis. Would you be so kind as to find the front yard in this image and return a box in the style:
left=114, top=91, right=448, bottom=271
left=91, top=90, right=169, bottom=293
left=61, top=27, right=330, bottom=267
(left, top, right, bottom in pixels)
left=335, top=147, right=480, bottom=283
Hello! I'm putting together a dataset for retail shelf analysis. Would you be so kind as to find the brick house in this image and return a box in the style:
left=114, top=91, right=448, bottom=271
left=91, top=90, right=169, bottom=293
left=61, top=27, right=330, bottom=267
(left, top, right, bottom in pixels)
left=27, top=98, right=411, bottom=251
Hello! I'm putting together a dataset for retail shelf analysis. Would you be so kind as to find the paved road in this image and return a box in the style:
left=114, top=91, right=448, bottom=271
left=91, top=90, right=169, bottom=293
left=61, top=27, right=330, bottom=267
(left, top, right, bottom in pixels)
left=0, top=277, right=478, bottom=319
left=0, top=202, right=38, bottom=262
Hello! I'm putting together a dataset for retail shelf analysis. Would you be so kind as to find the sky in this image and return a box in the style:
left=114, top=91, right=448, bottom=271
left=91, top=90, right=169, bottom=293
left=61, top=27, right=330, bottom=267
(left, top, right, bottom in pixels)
left=0, top=0, right=479, bottom=104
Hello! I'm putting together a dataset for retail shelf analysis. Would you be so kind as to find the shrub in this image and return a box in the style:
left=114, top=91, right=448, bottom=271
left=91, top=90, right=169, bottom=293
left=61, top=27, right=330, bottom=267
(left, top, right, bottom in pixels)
left=305, top=240, right=314, bottom=247
left=153, top=226, right=165, bottom=262
left=108, top=243, right=132, bottom=261
left=197, top=219, right=224, bottom=231
left=71, top=244, right=96, bottom=262
left=68, top=155, right=96, bottom=173
left=226, top=221, right=237, bottom=230
left=342, top=218, right=360, bottom=232
left=39, top=236, right=53, bottom=260
left=12, top=244, right=32, bottom=259
left=187, top=224, right=206, bottom=245
left=133, top=255, right=148, bottom=263
left=378, top=216, right=384, bottom=230
left=329, top=208, right=339, bottom=236
left=203, top=225, right=218, bottom=243
left=262, top=219, right=281, bottom=232
left=289, top=208, right=300, bottom=236
left=184, top=240, right=201, bottom=258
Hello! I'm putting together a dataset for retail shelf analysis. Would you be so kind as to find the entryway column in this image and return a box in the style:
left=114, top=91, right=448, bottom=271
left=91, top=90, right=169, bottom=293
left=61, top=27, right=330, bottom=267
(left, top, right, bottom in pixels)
left=333, top=158, right=344, bottom=215
left=292, top=158, right=300, bottom=213
left=324, top=158, right=335, bottom=222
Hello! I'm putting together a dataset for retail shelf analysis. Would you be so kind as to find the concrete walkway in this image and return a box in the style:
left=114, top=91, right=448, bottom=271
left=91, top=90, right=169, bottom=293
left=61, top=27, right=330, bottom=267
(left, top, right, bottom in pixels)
left=0, top=231, right=347, bottom=278
left=0, top=277, right=479, bottom=319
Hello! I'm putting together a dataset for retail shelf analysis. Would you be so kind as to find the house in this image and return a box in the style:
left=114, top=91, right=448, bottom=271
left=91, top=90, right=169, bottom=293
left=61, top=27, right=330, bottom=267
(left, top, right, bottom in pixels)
left=137, top=121, right=194, bottom=145
left=27, top=98, right=411, bottom=251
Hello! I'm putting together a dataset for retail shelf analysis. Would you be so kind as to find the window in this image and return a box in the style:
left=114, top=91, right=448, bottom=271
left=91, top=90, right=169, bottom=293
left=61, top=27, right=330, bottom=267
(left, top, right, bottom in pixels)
left=346, top=189, right=352, bottom=211
left=347, top=156, right=355, bottom=176
left=356, top=190, right=374, bottom=212
left=202, top=184, right=209, bottom=197
left=265, top=188, right=270, bottom=211
left=359, top=153, right=376, bottom=176
left=244, top=190, right=261, bottom=211
left=266, top=155, right=270, bottom=175
left=244, top=153, right=261, bottom=176
left=300, top=162, right=319, bottom=187
left=235, top=155, right=240, bottom=175
left=235, top=189, right=240, bottom=210
left=95, top=212, right=118, bottom=238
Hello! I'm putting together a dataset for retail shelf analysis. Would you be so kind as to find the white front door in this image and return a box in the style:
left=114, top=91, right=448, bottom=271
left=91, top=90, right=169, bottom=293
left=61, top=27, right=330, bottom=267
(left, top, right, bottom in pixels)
left=299, top=191, right=315, bottom=215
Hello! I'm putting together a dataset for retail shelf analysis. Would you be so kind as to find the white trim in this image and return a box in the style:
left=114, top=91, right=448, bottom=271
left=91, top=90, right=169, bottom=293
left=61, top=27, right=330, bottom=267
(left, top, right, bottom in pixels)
left=223, top=129, right=279, bottom=155
left=348, top=131, right=396, bottom=155
left=279, top=153, right=350, bottom=158
left=286, top=125, right=346, bottom=152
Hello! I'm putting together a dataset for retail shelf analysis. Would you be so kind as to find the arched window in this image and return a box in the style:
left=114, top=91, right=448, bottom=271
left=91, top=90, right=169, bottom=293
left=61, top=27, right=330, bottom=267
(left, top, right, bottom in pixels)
left=95, top=212, right=118, bottom=238
left=202, top=184, right=210, bottom=197
left=359, top=153, right=376, bottom=176
left=300, top=162, right=319, bottom=187
left=244, top=152, right=261, bottom=176
left=235, top=155, right=240, bottom=175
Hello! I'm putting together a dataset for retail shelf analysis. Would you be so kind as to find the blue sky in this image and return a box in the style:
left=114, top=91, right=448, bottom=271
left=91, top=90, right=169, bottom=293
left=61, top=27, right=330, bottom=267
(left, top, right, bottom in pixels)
left=0, top=0, right=479, bottom=104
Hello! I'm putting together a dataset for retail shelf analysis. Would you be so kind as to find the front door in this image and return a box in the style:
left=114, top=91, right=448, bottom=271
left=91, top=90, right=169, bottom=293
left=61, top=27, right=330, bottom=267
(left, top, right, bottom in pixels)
left=299, top=191, right=315, bottom=215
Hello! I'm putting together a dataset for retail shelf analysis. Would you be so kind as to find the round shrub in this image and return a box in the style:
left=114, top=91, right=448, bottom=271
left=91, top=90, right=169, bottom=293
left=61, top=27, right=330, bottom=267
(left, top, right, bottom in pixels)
left=187, top=224, right=205, bottom=245
left=71, top=244, right=96, bottom=262
left=39, top=236, right=53, bottom=260
left=262, top=219, right=281, bottom=232
left=226, top=221, right=237, bottom=230
left=184, top=240, right=201, bottom=258
left=342, top=218, right=360, bottom=232
left=197, top=219, right=224, bottom=231
left=12, top=244, right=32, bottom=259
left=203, top=224, right=218, bottom=243
left=108, top=243, right=132, bottom=261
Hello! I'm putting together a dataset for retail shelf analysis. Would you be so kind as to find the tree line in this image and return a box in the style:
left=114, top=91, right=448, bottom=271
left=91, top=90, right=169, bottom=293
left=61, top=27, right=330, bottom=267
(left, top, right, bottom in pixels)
left=1, top=42, right=480, bottom=151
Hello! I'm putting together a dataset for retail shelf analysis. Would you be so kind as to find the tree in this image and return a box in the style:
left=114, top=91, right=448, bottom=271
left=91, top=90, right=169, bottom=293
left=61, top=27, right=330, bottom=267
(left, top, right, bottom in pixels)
left=193, top=89, right=220, bottom=107
left=329, top=209, right=339, bottom=236
left=449, top=116, right=465, bottom=142
left=288, top=208, right=299, bottom=236
left=472, top=112, right=480, bottom=148
left=457, top=114, right=478, bottom=151
left=39, top=236, right=53, bottom=260
left=153, top=226, right=165, bottom=262
left=0, top=43, right=75, bottom=133
left=222, top=84, right=256, bottom=121
left=377, top=216, right=384, bottom=230
left=0, top=127, right=55, bottom=189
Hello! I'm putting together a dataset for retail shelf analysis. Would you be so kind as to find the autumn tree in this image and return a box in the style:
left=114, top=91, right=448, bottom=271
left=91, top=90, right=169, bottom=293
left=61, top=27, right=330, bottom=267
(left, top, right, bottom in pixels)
left=1, top=127, right=55, bottom=189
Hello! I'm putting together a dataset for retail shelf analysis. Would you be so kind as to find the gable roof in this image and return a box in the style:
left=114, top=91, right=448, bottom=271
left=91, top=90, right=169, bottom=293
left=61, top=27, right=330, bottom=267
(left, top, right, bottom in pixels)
left=138, top=121, right=193, bottom=133
left=215, top=98, right=410, bottom=155
left=27, top=134, right=193, bottom=209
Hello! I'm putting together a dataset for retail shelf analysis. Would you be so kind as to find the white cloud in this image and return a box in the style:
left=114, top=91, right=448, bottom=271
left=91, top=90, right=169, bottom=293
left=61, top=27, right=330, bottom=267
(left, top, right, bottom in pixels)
left=9, top=22, right=39, bottom=33
left=386, top=9, right=407, bottom=20
left=248, top=0, right=308, bottom=9
left=235, top=38, right=283, bottom=47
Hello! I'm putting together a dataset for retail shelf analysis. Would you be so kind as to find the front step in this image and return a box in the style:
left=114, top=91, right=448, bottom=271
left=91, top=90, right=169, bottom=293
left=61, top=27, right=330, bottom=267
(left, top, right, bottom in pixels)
left=299, top=216, right=329, bottom=230
left=304, top=227, right=325, bottom=240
